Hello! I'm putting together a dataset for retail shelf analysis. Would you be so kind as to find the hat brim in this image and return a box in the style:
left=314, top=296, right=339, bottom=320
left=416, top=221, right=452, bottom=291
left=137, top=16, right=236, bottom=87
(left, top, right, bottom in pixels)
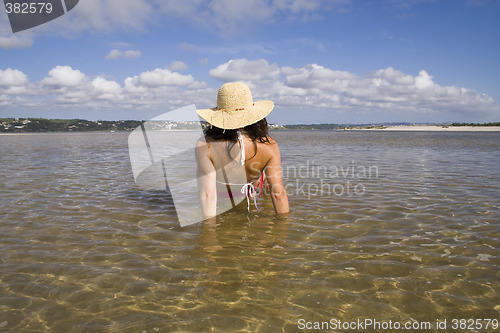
left=196, top=100, right=274, bottom=130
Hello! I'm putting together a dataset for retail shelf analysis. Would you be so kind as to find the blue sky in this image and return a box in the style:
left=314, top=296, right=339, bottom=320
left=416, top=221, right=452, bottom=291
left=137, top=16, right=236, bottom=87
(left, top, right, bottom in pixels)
left=1, top=0, right=499, bottom=124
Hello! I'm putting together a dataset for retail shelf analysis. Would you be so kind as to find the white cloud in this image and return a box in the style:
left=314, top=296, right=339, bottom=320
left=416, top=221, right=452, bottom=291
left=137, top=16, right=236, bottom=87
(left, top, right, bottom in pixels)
left=0, top=94, right=10, bottom=106
left=372, top=67, right=414, bottom=86
left=41, top=66, right=88, bottom=87
left=106, top=49, right=142, bottom=60
left=168, top=61, right=188, bottom=71
left=208, top=0, right=275, bottom=33
left=91, top=77, right=123, bottom=101
left=210, top=59, right=281, bottom=82
left=154, top=0, right=349, bottom=36
left=0, top=59, right=498, bottom=122
left=12, top=0, right=349, bottom=39
left=284, top=64, right=356, bottom=91
left=414, top=70, right=435, bottom=90
left=54, top=0, right=155, bottom=34
left=136, top=68, right=195, bottom=87
left=0, top=69, right=32, bottom=99
left=0, top=68, right=29, bottom=87
left=209, top=60, right=500, bottom=118
left=123, top=50, right=142, bottom=59
left=14, top=66, right=202, bottom=109
left=105, top=49, right=123, bottom=60
left=0, top=35, right=34, bottom=49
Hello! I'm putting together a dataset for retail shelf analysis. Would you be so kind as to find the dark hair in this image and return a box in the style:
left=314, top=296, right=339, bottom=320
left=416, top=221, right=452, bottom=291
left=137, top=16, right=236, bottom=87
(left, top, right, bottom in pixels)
left=203, top=118, right=270, bottom=143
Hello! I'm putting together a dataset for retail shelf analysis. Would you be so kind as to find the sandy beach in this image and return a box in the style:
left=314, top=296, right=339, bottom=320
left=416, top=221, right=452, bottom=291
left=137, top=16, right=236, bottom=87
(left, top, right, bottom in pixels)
left=354, top=125, right=500, bottom=131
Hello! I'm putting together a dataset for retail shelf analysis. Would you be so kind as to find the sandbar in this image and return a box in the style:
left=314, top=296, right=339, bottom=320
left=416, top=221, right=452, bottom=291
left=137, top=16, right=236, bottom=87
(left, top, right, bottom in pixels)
left=353, top=125, right=500, bottom=131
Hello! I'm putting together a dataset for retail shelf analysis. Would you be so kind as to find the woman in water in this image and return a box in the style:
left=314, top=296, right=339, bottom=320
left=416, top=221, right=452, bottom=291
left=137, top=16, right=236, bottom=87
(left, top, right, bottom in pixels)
left=196, top=82, right=289, bottom=220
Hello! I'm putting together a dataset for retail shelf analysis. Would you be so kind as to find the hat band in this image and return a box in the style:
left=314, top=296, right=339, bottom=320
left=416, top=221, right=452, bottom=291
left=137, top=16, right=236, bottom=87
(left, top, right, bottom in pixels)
left=218, top=103, right=255, bottom=112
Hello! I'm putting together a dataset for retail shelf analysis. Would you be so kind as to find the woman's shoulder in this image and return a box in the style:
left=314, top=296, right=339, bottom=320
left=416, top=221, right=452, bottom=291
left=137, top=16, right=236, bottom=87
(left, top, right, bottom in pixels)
left=196, top=136, right=208, bottom=147
left=197, top=135, right=221, bottom=145
left=261, top=135, right=278, bottom=147
left=267, top=136, right=278, bottom=145
left=255, top=136, right=280, bottom=156
left=243, top=133, right=277, bottom=144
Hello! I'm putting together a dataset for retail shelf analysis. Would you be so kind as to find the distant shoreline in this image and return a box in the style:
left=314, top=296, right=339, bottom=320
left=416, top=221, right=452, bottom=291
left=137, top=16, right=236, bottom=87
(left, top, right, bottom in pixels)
left=347, top=125, right=500, bottom=132
left=2, top=117, right=499, bottom=133
left=2, top=126, right=500, bottom=135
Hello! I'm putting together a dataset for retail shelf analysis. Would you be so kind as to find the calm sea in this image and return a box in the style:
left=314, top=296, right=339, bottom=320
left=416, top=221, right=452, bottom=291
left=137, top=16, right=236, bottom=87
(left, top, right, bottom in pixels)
left=0, top=131, right=499, bottom=332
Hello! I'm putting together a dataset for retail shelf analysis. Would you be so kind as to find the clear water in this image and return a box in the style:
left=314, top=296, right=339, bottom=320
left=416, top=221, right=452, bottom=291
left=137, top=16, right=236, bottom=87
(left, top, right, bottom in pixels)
left=0, top=131, right=498, bottom=332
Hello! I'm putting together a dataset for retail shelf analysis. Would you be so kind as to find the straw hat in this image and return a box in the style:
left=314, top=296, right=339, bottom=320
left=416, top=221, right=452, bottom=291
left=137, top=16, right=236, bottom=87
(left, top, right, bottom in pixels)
left=197, top=82, right=274, bottom=130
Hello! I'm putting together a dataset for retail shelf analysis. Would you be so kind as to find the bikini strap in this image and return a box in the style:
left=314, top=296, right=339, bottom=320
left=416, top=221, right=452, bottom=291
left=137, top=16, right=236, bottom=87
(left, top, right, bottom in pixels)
left=241, top=183, right=259, bottom=212
left=237, top=131, right=245, bottom=166
left=258, top=172, right=264, bottom=198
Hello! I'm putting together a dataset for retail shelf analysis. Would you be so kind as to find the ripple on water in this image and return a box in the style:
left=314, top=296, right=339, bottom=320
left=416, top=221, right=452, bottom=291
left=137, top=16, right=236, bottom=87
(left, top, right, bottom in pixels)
left=0, top=131, right=499, bottom=332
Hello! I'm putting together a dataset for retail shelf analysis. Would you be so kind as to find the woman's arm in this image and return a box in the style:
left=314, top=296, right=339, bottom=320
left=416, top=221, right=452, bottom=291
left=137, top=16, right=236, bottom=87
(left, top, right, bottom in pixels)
left=264, top=143, right=289, bottom=214
left=195, top=139, right=217, bottom=218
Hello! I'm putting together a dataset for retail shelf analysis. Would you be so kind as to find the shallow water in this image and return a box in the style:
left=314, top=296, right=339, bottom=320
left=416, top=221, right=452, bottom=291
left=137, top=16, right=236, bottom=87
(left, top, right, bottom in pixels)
left=0, top=131, right=499, bottom=332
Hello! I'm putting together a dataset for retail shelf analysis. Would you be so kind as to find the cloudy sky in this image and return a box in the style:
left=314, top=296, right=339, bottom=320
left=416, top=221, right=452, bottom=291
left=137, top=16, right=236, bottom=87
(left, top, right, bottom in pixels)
left=0, top=0, right=499, bottom=124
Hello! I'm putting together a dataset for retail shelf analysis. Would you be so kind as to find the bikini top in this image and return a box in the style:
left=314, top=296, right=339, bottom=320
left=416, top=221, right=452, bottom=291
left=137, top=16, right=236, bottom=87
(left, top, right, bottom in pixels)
left=213, top=131, right=263, bottom=211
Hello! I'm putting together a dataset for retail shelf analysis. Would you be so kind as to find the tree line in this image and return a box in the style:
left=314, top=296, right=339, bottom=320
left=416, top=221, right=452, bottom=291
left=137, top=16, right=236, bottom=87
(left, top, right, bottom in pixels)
left=1, top=118, right=144, bottom=132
